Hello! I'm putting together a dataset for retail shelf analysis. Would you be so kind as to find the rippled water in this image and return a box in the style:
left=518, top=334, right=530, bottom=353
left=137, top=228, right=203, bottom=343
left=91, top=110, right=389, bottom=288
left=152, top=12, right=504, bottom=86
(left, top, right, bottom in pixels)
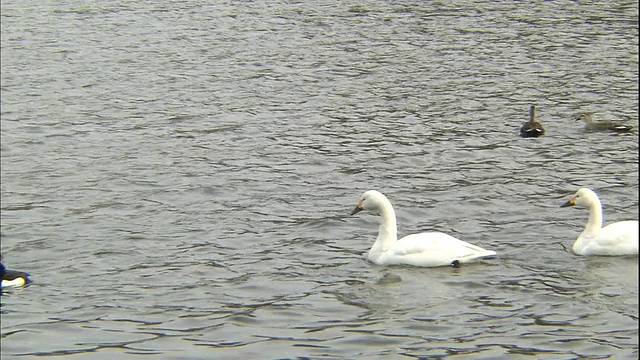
left=1, top=1, right=638, bottom=359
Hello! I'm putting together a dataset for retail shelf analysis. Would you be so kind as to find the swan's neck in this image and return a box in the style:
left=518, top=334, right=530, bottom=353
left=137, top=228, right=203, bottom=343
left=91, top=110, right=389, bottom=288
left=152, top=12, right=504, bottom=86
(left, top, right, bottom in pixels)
left=582, top=199, right=603, bottom=235
left=372, top=203, right=398, bottom=254
left=572, top=200, right=604, bottom=254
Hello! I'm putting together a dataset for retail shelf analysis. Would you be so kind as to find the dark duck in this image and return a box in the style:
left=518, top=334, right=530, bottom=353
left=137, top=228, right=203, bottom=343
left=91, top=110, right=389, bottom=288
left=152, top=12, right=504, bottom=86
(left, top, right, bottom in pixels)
left=520, top=105, right=545, bottom=138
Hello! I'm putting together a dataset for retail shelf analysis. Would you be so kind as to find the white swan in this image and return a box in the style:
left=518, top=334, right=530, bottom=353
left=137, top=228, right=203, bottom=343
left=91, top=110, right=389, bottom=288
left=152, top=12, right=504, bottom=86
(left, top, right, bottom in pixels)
left=560, top=188, right=639, bottom=256
left=351, top=190, right=497, bottom=267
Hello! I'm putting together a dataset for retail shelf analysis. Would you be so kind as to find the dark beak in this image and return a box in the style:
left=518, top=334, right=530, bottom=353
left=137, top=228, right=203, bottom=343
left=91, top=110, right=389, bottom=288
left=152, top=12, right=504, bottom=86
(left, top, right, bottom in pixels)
left=560, top=198, right=575, bottom=208
left=351, top=206, right=363, bottom=215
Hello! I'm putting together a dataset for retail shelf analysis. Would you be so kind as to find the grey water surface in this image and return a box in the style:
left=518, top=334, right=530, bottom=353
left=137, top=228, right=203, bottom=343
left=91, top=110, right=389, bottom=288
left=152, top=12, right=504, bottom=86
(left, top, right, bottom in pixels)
left=1, top=1, right=638, bottom=359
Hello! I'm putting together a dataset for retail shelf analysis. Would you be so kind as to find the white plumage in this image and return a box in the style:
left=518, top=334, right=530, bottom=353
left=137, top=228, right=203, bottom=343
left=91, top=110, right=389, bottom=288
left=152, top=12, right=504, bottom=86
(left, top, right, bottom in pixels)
left=351, top=190, right=496, bottom=267
left=561, top=188, right=639, bottom=256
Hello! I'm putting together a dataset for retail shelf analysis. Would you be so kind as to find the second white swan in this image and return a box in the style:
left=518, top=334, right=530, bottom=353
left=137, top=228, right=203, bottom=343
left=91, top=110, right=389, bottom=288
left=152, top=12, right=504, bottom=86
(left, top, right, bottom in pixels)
left=351, top=190, right=497, bottom=267
left=560, top=188, right=638, bottom=256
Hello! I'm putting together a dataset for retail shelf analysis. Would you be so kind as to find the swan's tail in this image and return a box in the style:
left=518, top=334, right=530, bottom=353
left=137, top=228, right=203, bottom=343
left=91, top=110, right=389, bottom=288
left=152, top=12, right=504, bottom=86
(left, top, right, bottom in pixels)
left=458, top=250, right=497, bottom=264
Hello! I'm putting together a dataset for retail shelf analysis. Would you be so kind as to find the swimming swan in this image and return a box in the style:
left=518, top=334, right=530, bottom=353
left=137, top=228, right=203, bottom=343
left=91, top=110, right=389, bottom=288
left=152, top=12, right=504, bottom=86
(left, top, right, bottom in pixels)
left=560, top=188, right=639, bottom=256
left=351, top=190, right=497, bottom=267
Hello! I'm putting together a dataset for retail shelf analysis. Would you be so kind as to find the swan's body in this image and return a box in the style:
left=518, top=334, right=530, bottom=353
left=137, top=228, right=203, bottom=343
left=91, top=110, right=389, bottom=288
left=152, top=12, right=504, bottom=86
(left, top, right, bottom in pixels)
left=577, top=113, right=633, bottom=133
left=351, top=190, right=496, bottom=267
left=520, top=105, right=545, bottom=138
left=560, top=188, right=638, bottom=256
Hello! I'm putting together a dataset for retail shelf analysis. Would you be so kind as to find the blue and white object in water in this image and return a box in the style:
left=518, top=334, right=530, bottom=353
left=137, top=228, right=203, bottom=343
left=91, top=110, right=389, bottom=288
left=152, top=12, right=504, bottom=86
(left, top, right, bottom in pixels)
left=1, top=261, right=32, bottom=289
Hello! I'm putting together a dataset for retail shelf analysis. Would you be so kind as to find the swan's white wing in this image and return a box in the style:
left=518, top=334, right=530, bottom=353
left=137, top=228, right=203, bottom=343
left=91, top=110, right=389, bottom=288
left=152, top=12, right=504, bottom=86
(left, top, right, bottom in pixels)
left=394, top=232, right=486, bottom=254
left=382, top=232, right=495, bottom=267
left=584, top=221, right=639, bottom=255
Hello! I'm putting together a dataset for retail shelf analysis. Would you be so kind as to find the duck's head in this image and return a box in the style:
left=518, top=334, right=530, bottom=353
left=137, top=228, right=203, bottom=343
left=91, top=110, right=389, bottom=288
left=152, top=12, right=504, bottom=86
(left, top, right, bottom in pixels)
left=560, top=188, right=597, bottom=208
left=351, top=190, right=388, bottom=215
left=576, top=113, right=593, bottom=123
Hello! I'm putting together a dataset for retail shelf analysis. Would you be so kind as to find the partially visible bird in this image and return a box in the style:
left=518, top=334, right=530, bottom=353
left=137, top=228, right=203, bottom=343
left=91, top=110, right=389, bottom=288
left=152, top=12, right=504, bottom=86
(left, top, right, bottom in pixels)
left=520, top=105, right=545, bottom=138
left=576, top=113, right=633, bottom=133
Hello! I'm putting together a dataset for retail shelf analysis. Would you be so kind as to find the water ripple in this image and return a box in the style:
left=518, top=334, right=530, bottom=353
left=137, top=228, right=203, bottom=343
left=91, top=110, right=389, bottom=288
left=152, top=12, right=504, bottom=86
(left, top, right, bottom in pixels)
left=2, top=0, right=637, bottom=358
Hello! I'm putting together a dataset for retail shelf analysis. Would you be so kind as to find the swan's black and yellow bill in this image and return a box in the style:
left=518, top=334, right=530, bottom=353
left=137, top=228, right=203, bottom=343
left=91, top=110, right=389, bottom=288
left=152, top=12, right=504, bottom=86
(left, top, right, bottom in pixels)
left=351, top=200, right=363, bottom=215
left=560, top=197, right=576, bottom=208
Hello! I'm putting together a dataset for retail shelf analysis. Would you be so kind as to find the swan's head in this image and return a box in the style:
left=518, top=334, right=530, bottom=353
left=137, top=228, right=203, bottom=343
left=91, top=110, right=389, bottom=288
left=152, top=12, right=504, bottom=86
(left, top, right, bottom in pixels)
left=560, top=188, right=598, bottom=208
left=576, top=113, right=593, bottom=123
left=351, top=190, right=388, bottom=215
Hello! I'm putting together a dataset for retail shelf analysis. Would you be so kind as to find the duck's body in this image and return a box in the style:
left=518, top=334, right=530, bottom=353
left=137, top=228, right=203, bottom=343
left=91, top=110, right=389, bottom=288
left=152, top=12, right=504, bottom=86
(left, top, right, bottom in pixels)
left=577, top=113, right=633, bottom=133
left=520, top=105, right=546, bottom=138
left=1, top=262, right=31, bottom=288
left=351, top=190, right=496, bottom=267
left=561, top=188, right=638, bottom=256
